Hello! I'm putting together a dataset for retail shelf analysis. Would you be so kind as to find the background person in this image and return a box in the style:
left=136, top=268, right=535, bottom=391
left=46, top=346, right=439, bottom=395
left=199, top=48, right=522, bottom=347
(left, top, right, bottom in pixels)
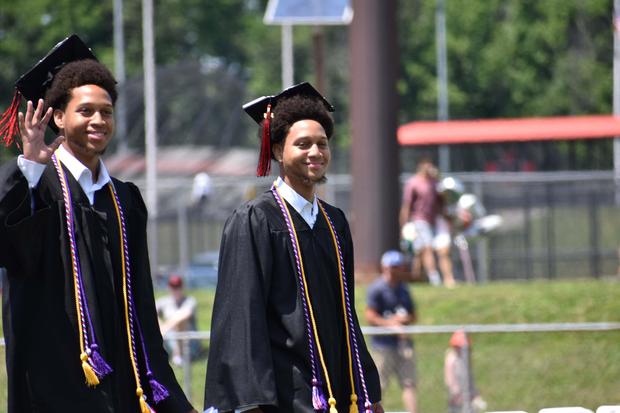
left=444, top=330, right=487, bottom=413
left=399, top=158, right=455, bottom=287
left=365, top=250, right=418, bottom=413
left=156, top=274, right=200, bottom=366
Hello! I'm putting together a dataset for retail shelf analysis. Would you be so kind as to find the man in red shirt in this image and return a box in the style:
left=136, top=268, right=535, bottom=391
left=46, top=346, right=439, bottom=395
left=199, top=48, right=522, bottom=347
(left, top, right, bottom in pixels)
left=399, top=158, right=455, bottom=287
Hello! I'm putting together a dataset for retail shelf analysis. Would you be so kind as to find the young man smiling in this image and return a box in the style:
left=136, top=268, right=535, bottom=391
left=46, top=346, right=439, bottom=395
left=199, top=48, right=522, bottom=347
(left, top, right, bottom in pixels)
left=0, top=35, right=195, bottom=413
left=204, top=83, right=383, bottom=413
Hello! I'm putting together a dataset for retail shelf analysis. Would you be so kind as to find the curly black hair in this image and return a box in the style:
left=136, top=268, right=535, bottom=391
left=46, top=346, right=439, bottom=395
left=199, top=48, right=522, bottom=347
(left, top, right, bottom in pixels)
left=44, top=59, right=117, bottom=111
left=267, top=95, right=334, bottom=159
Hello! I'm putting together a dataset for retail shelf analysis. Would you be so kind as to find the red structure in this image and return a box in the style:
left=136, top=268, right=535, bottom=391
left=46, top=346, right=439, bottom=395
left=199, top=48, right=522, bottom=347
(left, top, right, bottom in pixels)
left=398, top=115, right=620, bottom=145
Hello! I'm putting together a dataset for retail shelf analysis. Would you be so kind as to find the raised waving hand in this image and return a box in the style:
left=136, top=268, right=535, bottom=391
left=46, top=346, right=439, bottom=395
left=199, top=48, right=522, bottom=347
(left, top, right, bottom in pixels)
left=19, top=99, right=64, bottom=164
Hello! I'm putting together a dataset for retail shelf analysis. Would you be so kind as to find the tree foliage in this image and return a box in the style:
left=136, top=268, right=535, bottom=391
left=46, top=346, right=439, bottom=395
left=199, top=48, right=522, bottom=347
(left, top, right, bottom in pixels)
left=0, top=0, right=615, bottom=169
left=398, top=0, right=614, bottom=170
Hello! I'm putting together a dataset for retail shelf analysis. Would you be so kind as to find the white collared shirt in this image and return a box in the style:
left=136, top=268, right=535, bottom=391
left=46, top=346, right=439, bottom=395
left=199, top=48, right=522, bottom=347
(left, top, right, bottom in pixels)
left=274, top=176, right=319, bottom=228
left=17, top=144, right=111, bottom=205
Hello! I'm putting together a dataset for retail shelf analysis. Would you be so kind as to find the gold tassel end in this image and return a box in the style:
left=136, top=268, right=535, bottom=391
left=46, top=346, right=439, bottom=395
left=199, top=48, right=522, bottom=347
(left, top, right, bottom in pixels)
left=329, top=396, right=338, bottom=413
left=139, top=397, right=151, bottom=413
left=80, top=353, right=100, bottom=387
left=136, top=388, right=152, bottom=413
left=349, top=393, right=359, bottom=413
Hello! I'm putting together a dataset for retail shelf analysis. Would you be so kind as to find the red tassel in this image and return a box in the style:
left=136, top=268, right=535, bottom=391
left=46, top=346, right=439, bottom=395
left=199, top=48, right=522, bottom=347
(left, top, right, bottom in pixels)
left=0, top=90, right=22, bottom=147
left=256, top=103, right=273, bottom=177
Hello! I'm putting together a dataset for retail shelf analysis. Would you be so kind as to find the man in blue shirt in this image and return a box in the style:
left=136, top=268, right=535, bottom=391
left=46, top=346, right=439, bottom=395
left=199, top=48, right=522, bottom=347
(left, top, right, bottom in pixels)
left=366, top=250, right=417, bottom=413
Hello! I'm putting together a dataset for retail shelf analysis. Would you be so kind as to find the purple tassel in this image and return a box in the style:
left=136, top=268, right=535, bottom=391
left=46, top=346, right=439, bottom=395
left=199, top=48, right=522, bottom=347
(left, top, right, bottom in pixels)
left=312, top=380, right=328, bottom=411
left=148, top=372, right=170, bottom=404
left=88, top=345, right=113, bottom=378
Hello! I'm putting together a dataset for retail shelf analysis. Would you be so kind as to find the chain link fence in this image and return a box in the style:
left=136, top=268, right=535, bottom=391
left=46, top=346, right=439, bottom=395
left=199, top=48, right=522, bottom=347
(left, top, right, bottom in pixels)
left=147, top=171, right=620, bottom=282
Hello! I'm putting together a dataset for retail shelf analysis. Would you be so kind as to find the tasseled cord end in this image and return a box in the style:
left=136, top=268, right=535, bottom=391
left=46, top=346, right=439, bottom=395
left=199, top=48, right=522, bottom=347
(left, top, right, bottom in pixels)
left=312, top=379, right=328, bottom=411
left=88, top=344, right=113, bottom=379
left=328, top=396, right=338, bottom=413
left=364, top=401, right=373, bottom=413
left=0, top=89, right=22, bottom=148
left=80, top=352, right=100, bottom=387
left=137, top=387, right=157, bottom=413
left=349, top=394, right=358, bottom=413
left=147, top=371, right=170, bottom=404
left=256, top=103, right=273, bottom=177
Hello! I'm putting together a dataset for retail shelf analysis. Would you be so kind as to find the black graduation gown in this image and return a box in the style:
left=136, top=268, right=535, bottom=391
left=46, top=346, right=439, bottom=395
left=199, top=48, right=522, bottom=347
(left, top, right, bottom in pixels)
left=204, top=190, right=381, bottom=412
left=0, top=159, right=193, bottom=413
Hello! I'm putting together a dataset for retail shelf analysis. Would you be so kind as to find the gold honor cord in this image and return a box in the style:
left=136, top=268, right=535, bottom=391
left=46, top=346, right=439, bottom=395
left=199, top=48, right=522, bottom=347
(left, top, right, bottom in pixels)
left=318, top=202, right=359, bottom=413
left=108, top=185, right=153, bottom=413
left=274, top=185, right=366, bottom=413
left=274, top=187, right=338, bottom=412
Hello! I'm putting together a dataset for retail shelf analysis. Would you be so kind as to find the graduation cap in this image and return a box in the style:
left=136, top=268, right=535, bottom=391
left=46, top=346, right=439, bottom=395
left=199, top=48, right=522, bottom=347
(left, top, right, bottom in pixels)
left=0, top=34, right=97, bottom=146
left=242, top=82, right=334, bottom=177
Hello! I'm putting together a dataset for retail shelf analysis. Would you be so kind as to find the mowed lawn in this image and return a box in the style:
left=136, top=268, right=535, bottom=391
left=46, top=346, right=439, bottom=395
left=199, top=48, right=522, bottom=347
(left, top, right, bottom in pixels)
left=1, top=278, right=619, bottom=413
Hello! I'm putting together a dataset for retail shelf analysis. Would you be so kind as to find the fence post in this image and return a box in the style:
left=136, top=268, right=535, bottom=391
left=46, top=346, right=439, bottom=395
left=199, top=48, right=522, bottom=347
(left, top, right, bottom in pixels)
left=524, top=187, right=533, bottom=280
left=588, top=188, right=601, bottom=277
left=461, top=332, right=472, bottom=413
left=182, top=338, right=192, bottom=401
left=473, top=178, right=489, bottom=283
left=545, top=183, right=556, bottom=279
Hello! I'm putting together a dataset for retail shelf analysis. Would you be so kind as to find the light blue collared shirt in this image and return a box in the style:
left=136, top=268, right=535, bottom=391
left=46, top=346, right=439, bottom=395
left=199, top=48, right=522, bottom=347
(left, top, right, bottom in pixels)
left=17, top=144, right=112, bottom=205
left=274, top=176, right=319, bottom=228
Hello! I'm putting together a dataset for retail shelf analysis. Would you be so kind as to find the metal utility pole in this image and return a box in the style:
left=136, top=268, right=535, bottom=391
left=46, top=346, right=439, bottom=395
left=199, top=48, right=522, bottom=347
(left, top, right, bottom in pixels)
left=436, top=0, right=450, bottom=172
left=142, top=0, right=159, bottom=272
left=113, top=0, right=128, bottom=153
left=350, top=0, right=400, bottom=277
left=282, top=24, right=294, bottom=88
left=613, top=0, right=620, bottom=204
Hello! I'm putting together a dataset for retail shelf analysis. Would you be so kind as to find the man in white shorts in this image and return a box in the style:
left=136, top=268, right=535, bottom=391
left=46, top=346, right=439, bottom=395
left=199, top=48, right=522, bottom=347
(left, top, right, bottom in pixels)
left=400, top=159, right=455, bottom=287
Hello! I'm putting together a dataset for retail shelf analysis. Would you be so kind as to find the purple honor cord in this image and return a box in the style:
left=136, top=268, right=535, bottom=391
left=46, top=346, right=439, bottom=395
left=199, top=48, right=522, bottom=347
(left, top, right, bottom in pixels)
left=52, top=154, right=112, bottom=380
left=108, top=183, right=169, bottom=406
left=271, top=185, right=372, bottom=412
left=271, top=186, right=328, bottom=410
left=52, top=154, right=168, bottom=408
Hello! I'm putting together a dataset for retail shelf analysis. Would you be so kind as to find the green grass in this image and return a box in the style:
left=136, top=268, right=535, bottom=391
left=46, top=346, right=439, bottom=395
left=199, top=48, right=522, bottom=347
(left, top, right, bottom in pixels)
left=2, top=279, right=620, bottom=412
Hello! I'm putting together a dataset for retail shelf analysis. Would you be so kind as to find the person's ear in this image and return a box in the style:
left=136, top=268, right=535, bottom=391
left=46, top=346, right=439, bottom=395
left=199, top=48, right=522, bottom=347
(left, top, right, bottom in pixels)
left=273, top=143, right=283, bottom=162
left=53, top=109, right=65, bottom=130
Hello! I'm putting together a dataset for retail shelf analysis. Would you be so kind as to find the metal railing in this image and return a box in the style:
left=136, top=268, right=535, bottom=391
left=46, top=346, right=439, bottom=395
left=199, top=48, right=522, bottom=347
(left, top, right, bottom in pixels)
left=163, top=322, right=620, bottom=404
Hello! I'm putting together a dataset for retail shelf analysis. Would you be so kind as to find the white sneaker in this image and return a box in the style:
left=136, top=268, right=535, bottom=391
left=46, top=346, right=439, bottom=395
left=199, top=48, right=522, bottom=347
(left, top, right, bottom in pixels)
left=428, top=272, right=442, bottom=286
left=172, top=355, right=183, bottom=366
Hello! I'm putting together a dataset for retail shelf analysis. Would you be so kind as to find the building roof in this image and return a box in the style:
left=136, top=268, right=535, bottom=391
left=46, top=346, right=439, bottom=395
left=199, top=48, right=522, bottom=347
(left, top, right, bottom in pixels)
left=398, top=115, right=620, bottom=145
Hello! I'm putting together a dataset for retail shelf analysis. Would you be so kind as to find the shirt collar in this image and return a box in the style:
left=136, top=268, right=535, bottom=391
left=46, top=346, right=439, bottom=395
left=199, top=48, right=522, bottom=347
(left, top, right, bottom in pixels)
left=56, top=144, right=111, bottom=191
left=274, top=176, right=318, bottom=216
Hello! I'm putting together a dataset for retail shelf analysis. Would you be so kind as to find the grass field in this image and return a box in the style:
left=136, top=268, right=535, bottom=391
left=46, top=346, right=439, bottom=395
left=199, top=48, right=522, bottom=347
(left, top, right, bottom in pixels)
left=1, top=278, right=619, bottom=412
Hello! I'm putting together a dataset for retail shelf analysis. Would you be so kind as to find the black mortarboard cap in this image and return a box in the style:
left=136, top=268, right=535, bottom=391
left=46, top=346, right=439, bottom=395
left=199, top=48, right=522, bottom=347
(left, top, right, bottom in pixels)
left=0, top=34, right=97, bottom=146
left=243, top=81, right=334, bottom=125
left=242, top=82, right=334, bottom=176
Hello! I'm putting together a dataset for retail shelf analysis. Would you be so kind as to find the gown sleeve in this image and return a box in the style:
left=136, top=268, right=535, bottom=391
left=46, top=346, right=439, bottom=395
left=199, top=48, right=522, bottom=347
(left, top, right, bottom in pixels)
left=0, top=159, right=49, bottom=277
left=125, top=182, right=195, bottom=413
left=204, top=203, right=278, bottom=412
left=339, top=209, right=382, bottom=404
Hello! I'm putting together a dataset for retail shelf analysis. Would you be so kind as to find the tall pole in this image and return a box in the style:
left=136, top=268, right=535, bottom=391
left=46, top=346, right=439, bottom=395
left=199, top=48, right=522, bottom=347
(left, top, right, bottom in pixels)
left=313, top=26, right=326, bottom=94
left=436, top=0, right=450, bottom=172
left=613, top=0, right=620, bottom=204
left=113, top=0, right=128, bottom=153
left=143, top=0, right=158, bottom=273
left=350, top=0, right=399, bottom=277
left=282, top=24, right=294, bottom=88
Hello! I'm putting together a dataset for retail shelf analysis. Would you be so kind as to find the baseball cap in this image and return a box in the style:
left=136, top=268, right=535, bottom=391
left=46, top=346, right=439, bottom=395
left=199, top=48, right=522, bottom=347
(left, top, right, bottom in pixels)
left=449, top=329, right=472, bottom=347
left=168, top=274, right=184, bottom=288
left=381, top=250, right=405, bottom=267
